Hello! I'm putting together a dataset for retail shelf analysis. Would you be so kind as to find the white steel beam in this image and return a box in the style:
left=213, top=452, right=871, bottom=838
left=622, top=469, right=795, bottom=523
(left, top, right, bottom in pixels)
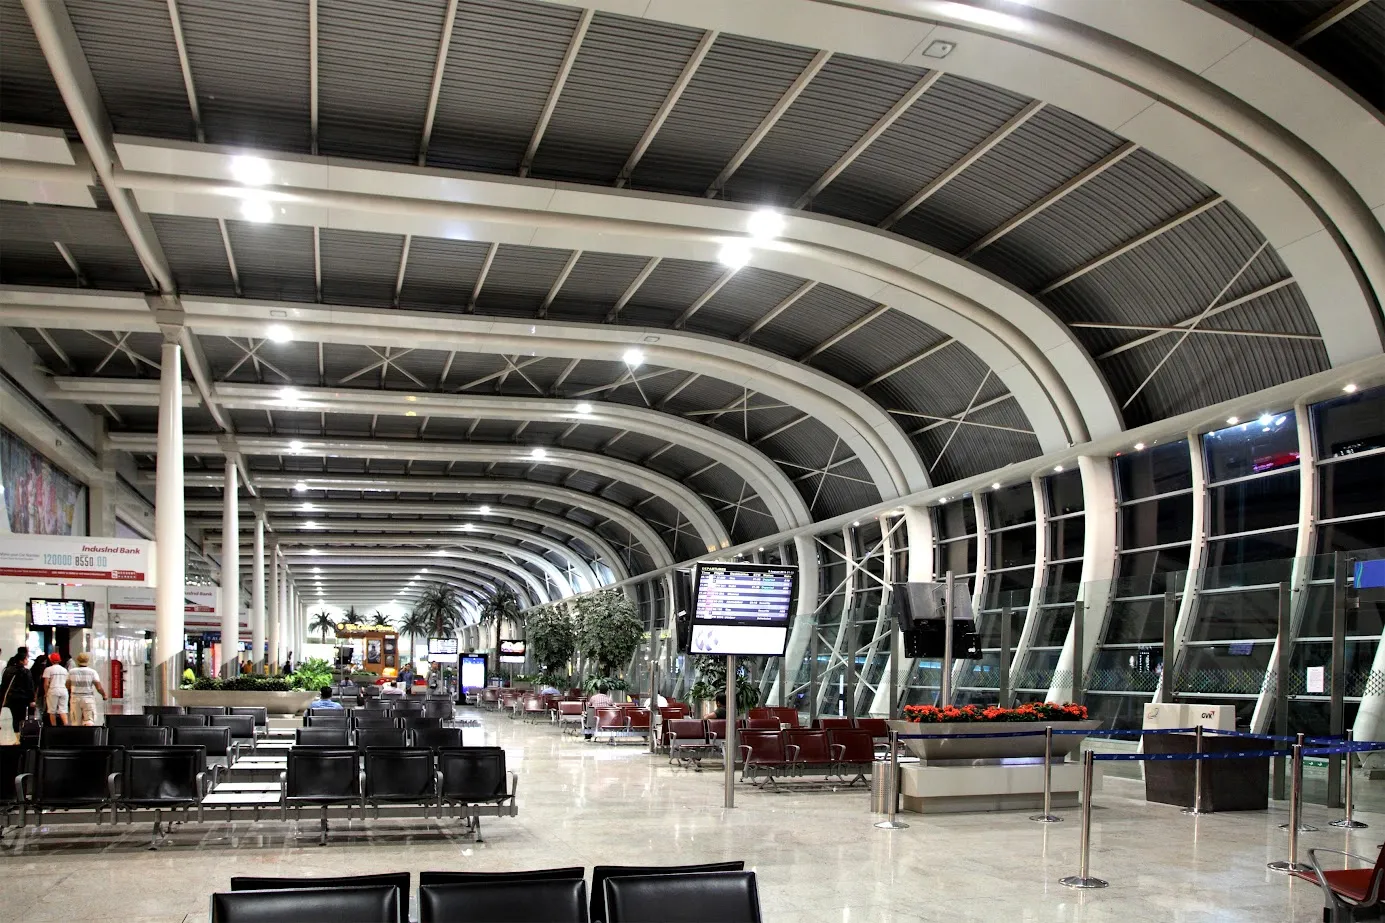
left=308, top=0, right=319, bottom=154
left=53, top=241, right=85, bottom=286
left=737, top=280, right=816, bottom=342
left=673, top=267, right=739, bottom=328
left=418, top=0, right=460, bottom=164
left=605, top=257, right=660, bottom=323
left=392, top=234, right=412, bottom=306
left=539, top=249, right=582, bottom=319
left=519, top=8, right=594, bottom=178
left=799, top=304, right=889, bottom=362
left=1292, top=0, right=1371, bottom=45
left=1091, top=277, right=1298, bottom=360
left=616, top=29, right=717, bottom=188
left=164, top=0, right=204, bottom=141
left=468, top=242, right=498, bottom=311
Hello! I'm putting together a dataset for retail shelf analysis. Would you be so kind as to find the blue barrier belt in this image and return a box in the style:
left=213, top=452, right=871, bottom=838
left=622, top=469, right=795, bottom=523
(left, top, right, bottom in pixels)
left=1052, top=727, right=1196, bottom=736
left=1093, top=749, right=1291, bottom=762
left=1202, top=729, right=1300, bottom=742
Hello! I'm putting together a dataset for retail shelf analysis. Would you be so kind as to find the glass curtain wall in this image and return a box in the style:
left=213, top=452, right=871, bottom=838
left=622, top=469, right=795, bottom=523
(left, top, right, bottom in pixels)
left=958, top=485, right=1036, bottom=703
left=905, top=499, right=978, bottom=704
left=1024, top=469, right=1086, bottom=703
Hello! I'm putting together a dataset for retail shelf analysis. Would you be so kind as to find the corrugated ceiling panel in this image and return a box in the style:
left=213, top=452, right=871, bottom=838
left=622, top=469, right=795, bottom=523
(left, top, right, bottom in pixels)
left=529, top=13, right=704, bottom=182
left=872, top=342, right=996, bottom=424
left=913, top=399, right=1041, bottom=484
left=0, top=0, right=73, bottom=129
left=398, top=236, right=489, bottom=310
left=623, top=258, right=725, bottom=325
left=62, top=241, right=147, bottom=289
left=149, top=215, right=236, bottom=295
left=747, top=283, right=877, bottom=357
left=631, top=34, right=820, bottom=194
left=317, top=0, right=446, bottom=164
left=655, top=374, right=743, bottom=418
left=475, top=244, right=573, bottom=316
left=547, top=251, right=651, bottom=323
left=0, top=239, right=75, bottom=287
left=683, top=266, right=807, bottom=340
left=178, top=0, right=312, bottom=151
left=65, top=0, right=194, bottom=139
left=972, top=147, right=1214, bottom=293
left=198, top=334, right=319, bottom=384
left=427, top=0, right=582, bottom=173
left=224, top=220, right=316, bottom=302
left=724, top=56, right=930, bottom=205
left=807, top=73, right=1030, bottom=225
left=319, top=228, right=404, bottom=307
left=1, top=202, right=128, bottom=245
left=897, top=106, right=1124, bottom=254
left=603, top=431, right=668, bottom=464
left=810, top=308, right=948, bottom=388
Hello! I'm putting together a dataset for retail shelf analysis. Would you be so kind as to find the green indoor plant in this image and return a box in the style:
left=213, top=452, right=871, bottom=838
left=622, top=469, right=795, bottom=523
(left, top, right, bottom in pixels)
left=688, top=656, right=761, bottom=715
left=526, top=603, right=577, bottom=683
left=574, top=588, right=643, bottom=695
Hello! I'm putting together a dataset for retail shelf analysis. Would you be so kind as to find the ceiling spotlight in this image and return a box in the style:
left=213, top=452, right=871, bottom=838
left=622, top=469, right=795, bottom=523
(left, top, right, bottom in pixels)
left=306, top=548, right=320, bottom=555
left=461, top=524, right=475, bottom=532
left=278, top=387, right=302, bottom=403
left=1134, top=442, right=1146, bottom=451
left=922, top=39, right=955, bottom=59
left=717, top=239, right=752, bottom=269
left=1053, top=465, right=1064, bottom=473
left=746, top=209, right=785, bottom=241
left=622, top=348, right=644, bottom=368
left=1258, top=413, right=1274, bottom=426
left=575, top=402, right=593, bottom=415
left=288, top=440, right=305, bottom=452
left=300, top=502, right=315, bottom=512
left=239, top=196, right=274, bottom=223
left=991, top=482, right=1001, bottom=490
left=266, top=324, right=292, bottom=344
left=478, top=505, right=491, bottom=515
left=529, top=447, right=548, bottom=460
left=1343, top=383, right=1358, bottom=393
left=311, top=568, right=321, bottom=574
left=303, top=521, right=319, bottom=529
left=293, top=481, right=309, bottom=492
left=230, top=155, right=272, bottom=186
left=851, top=520, right=860, bottom=527
left=1226, top=416, right=1239, bottom=425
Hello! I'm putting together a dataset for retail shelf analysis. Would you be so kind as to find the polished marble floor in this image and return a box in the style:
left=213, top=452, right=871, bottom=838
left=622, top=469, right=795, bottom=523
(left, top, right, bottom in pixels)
left=1, top=709, right=1371, bottom=922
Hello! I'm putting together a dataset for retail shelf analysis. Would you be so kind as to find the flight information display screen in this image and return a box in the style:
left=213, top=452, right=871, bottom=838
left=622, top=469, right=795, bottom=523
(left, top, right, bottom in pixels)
left=690, top=562, right=795, bottom=656
left=428, top=638, right=459, bottom=655
left=28, top=598, right=93, bottom=628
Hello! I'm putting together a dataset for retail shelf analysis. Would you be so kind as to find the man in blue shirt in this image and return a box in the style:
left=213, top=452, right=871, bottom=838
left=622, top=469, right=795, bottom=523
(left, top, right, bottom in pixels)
left=312, top=686, right=344, bottom=709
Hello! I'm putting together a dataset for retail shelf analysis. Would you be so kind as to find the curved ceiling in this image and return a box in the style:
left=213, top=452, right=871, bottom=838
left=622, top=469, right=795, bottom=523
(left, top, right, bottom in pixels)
left=0, top=0, right=1377, bottom=610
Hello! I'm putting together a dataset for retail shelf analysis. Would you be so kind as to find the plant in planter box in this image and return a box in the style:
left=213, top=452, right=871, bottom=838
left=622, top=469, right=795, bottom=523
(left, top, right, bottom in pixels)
left=287, top=657, right=333, bottom=691
left=526, top=603, right=576, bottom=684
left=479, top=585, right=522, bottom=656
left=687, top=656, right=760, bottom=715
left=574, top=589, right=642, bottom=692
left=902, top=702, right=1088, bottom=723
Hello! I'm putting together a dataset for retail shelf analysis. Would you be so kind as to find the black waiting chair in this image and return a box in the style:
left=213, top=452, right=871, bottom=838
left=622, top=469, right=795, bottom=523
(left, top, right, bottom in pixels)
left=605, top=871, right=761, bottom=923
left=420, top=879, right=586, bottom=923
left=297, top=727, right=351, bottom=747
left=410, top=727, right=464, bottom=750
left=355, top=727, right=408, bottom=751
left=282, top=747, right=361, bottom=844
left=420, top=867, right=584, bottom=888
left=304, top=715, right=350, bottom=729
left=437, top=747, right=514, bottom=842
left=39, top=725, right=108, bottom=747
left=230, top=873, right=410, bottom=922
left=423, top=698, right=454, bottom=722
left=106, top=714, right=155, bottom=728
left=211, top=714, right=258, bottom=750
left=158, top=714, right=211, bottom=728
left=398, top=715, right=442, bottom=731
left=119, top=746, right=207, bottom=847
left=229, top=706, right=269, bottom=737
left=211, top=886, right=399, bottom=923
left=109, top=725, right=173, bottom=749
left=0, top=745, right=28, bottom=815
left=590, top=862, right=745, bottom=923
left=362, top=747, right=436, bottom=811
left=353, top=716, right=402, bottom=730
left=185, top=705, right=229, bottom=718
left=172, top=725, right=237, bottom=778
left=14, top=747, right=123, bottom=826
left=143, top=705, right=184, bottom=717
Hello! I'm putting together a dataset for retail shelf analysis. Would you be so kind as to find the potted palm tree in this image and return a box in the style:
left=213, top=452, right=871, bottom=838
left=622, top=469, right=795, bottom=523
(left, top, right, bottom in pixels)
left=478, top=585, right=522, bottom=668
left=397, top=608, right=431, bottom=665
left=412, top=582, right=464, bottom=643
left=309, top=610, right=336, bottom=644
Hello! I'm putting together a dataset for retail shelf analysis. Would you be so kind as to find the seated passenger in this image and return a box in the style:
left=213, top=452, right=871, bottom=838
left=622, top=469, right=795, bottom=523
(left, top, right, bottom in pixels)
left=381, top=681, right=405, bottom=697
left=312, top=687, right=344, bottom=709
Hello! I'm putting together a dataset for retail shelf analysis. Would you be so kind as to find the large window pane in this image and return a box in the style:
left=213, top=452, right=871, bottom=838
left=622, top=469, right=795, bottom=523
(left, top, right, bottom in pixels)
left=936, top=537, right=977, bottom=577
left=1115, top=546, right=1190, bottom=596
left=1014, top=649, right=1060, bottom=690
left=1289, top=640, right=1380, bottom=697
left=1320, top=455, right=1385, bottom=520
left=1087, top=693, right=1156, bottom=734
left=989, top=526, right=1036, bottom=569
left=1117, top=440, right=1192, bottom=499
left=1031, top=606, right=1072, bottom=647
left=1204, top=412, right=1298, bottom=482
left=1046, top=468, right=1084, bottom=515
left=1299, top=584, right=1385, bottom=638
left=1314, top=386, right=1385, bottom=458
left=1191, top=589, right=1281, bottom=641
left=1208, top=470, right=1301, bottom=535
left=936, top=500, right=976, bottom=540
left=1089, top=647, right=1163, bottom=693
left=1105, top=598, right=1177, bottom=645
left=1050, top=516, right=1085, bottom=561
left=1175, top=643, right=1271, bottom=695
left=988, top=484, right=1035, bottom=529
left=1043, top=565, right=1083, bottom=601
left=984, top=569, right=1033, bottom=605
left=1203, top=530, right=1297, bottom=588
left=1120, top=495, right=1194, bottom=549
left=1315, top=517, right=1385, bottom=565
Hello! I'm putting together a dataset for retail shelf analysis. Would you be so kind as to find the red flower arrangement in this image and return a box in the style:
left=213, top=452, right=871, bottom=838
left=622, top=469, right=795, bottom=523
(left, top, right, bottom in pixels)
left=902, top=702, right=1088, bottom=724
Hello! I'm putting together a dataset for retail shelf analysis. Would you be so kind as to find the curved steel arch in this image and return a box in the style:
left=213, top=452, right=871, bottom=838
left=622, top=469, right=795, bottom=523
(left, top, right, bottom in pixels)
left=281, top=550, right=552, bottom=604
left=109, top=432, right=730, bottom=552
left=279, top=562, right=515, bottom=607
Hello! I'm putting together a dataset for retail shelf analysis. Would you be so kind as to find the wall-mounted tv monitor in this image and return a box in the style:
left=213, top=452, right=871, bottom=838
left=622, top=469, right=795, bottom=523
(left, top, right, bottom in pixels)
left=689, top=562, right=796, bottom=657
left=499, top=639, right=526, bottom=664
left=28, top=598, right=94, bottom=629
left=428, top=637, right=460, bottom=656
left=461, top=655, right=487, bottom=689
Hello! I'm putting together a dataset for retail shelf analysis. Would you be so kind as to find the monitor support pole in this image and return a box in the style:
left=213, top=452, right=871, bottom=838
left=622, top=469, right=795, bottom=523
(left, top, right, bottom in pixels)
left=942, top=570, right=955, bottom=707
left=724, top=653, right=736, bottom=809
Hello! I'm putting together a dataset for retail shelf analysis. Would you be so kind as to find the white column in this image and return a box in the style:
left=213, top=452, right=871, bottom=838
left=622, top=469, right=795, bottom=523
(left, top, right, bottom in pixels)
left=768, top=533, right=821, bottom=705
left=279, top=559, right=290, bottom=667
left=267, top=544, right=279, bottom=672
left=251, top=516, right=265, bottom=670
left=153, top=334, right=185, bottom=704
left=219, top=461, right=240, bottom=677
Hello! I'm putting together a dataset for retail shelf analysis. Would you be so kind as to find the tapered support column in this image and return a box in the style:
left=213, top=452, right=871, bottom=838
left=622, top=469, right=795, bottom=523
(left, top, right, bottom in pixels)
left=267, top=544, right=280, bottom=673
left=279, top=559, right=290, bottom=669
left=220, top=461, right=240, bottom=677
left=251, top=516, right=265, bottom=669
left=154, top=335, right=185, bottom=704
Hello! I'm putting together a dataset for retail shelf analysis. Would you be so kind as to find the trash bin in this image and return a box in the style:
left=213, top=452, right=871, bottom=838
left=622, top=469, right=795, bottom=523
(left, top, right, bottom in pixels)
left=871, top=760, right=893, bottom=814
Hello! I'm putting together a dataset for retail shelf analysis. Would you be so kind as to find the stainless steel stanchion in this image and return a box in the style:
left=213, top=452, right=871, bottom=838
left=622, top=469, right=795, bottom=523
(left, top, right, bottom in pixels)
left=1269, top=742, right=1312, bottom=873
left=1030, top=726, right=1062, bottom=823
left=1181, top=725, right=1209, bottom=816
left=1060, top=750, right=1107, bottom=889
left=1330, top=731, right=1368, bottom=829
left=874, top=730, right=910, bottom=830
left=1280, top=733, right=1319, bottom=832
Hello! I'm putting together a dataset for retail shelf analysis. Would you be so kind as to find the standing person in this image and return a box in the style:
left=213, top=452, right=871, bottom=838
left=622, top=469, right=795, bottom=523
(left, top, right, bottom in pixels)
left=282, top=652, right=293, bottom=675
left=398, top=663, right=414, bottom=694
left=1, top=649, right=35, bottom=744
left=43, top=653, right=68, bottom=726
left=30, top=651, right=49, bottom=724
left=66, top=652, right=107, bottom=726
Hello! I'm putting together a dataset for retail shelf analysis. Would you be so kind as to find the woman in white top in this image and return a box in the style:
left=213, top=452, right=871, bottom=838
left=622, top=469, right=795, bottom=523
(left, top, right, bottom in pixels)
left=66, top=652, right=107, bottom=726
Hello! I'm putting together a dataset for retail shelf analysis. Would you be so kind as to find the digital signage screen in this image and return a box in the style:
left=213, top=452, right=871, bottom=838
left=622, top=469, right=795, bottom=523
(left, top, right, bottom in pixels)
left=28, top=598, right=94, bottom=628
left=428, top=638, right=460, bottom=661
left=499, top=639, right=526, bottom=664
left=461, top=655, right=486, bottom=689
left=690, top=562, right=795, bottom=657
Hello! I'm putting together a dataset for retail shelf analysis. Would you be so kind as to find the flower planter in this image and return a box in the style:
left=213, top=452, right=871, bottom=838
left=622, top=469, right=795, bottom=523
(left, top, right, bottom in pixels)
left=888, top=718, right=1101, bottom=763
left=173, top=689, right=319, bottom=716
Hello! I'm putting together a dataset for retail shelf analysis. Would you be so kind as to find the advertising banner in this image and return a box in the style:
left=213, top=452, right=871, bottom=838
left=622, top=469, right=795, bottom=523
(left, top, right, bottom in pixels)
left=0, top=534, right=154, bottom=585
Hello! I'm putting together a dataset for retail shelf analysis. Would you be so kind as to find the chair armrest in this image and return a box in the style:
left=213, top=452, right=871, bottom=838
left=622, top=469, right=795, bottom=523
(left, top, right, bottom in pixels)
left=509, top=771, right=520, bottom=799
left=195, top=771, right=208, bottom=799
left=107, top=771, right=122, bottom=800
left=1305, top=847, right=1378, bottom=900
left=784, top=745, right=800, bottom=763
left=830, top=744, right=846, bottom=761
left=278, top=771, right=287, bottom=805
left=15, top=772, right=32, bottom=805
left=739, top=745, right=752, bottom=762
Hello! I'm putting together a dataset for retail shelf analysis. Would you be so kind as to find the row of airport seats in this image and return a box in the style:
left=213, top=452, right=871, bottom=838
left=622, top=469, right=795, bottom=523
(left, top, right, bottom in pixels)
left=738, top=728, right=878, bottom=788
left=313, top=696, right=455, bottom=721
left=211, top=862, right=759, bottom=923
left=30, top=722, right=246, bottom=777
left=142, top=705, right=267, bottom=734
left=295, top=726, right=471, bottom=750
left=0, top=743, right=516, bottom=846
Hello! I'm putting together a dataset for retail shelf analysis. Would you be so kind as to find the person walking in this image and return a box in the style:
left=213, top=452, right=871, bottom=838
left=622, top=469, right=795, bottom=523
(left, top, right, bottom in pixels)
left=43, top=652, right=68, bottom=726
left=1, top=648, right=35, bottom=744
left=66, top=652, right=107, bottom=726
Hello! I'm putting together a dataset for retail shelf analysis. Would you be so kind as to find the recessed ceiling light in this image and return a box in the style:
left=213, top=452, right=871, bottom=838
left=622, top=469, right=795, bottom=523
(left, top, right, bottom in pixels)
left=575, top=402, right=593, bottom=414
left=746, top=209, right=785, bottom=241
left=300, top=502, right=314, bottom=512
left=312, top=567, right=321, bottom=574
left=478, top=505, right=491, bottom=515
left=293, top=481, right=309, bottom=492
left=991, top=482, right=1001, bottom=490
left=717, top=239, right=752, bottom=269
left=922, top=39, right=955, bottom=59
left=239, top=196, right=274, bottom=223
left=304, top=521, right=318, bottom=529
left=1343, top=383, right=1358, bottom=393
left=278, top=387, right=301, bottom=403
left=230, top=155, right=272, bottom=186
left=1226, top=416, right=1239, bottom=425
left=1258, top=413, right=1273, bottom=426
left=288, top=440, right=304, bottom=452
left=405, top=395, right=417, bottom=402
left=622, top=348, right=644, bottom=368
left=306, top=548, right=320, bottom=555
left=529, top=447, right=548, bottom=460
left=851, top=520, right=860, bottom=527
left=405, top=410, right=417, bottom=417
left=461, top=524, right=475, bottom=532
left=1134, top=442, right=1146, bottom=451
left=1054, top=465, right=1064, bottom=472
left=266, top=324, right=292, bottom=344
